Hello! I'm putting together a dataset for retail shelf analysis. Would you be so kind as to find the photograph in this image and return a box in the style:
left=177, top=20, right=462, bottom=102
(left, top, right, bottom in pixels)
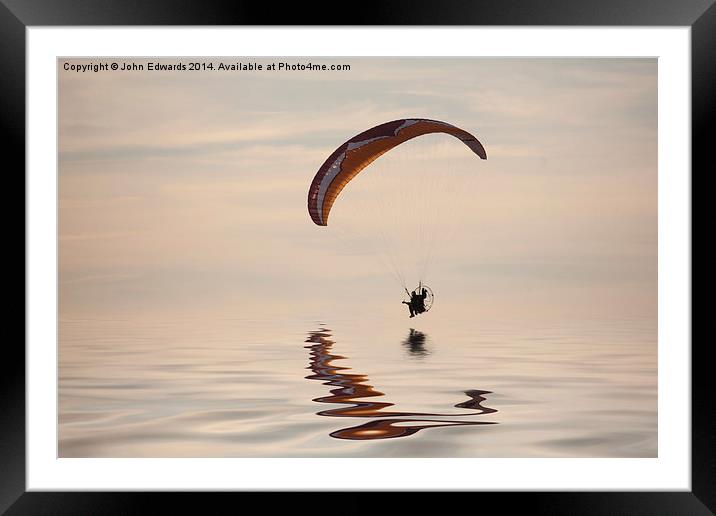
left=58, top=56, right=658, bottom=459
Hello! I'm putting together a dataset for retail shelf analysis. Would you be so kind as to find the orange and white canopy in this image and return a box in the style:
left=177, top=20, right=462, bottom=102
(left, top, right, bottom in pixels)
left=307, top=118, right=487, bottom=226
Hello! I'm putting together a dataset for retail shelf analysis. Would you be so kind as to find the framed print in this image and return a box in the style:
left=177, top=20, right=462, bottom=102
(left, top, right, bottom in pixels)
left=7, top=0, right=709, bottom=513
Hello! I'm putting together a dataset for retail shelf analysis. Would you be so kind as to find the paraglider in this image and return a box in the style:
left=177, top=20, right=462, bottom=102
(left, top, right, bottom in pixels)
left=402, top=283, right=434, bottom=318
left=308, top=118, right=486, bottom=227
left=307, top=118, right=486, bottom=317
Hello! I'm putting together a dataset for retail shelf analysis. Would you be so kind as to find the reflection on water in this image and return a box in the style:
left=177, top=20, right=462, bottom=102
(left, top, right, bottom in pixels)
left=402, top=328, right=430, bottom=357
left=58, top=314, right=657, bottom=457
left=305, top=327, right=497, bottom=440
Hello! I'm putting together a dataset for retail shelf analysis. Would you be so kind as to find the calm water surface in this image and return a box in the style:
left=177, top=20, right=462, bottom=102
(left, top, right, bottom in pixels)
left=59, top=313, right=656, bottom=457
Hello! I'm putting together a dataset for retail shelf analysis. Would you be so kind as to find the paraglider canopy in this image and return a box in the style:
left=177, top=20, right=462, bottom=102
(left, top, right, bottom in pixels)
left=307, top=118, right=486, bottom=227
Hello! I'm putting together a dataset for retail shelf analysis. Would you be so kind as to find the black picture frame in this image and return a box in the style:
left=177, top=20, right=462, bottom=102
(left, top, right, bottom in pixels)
left=6, top=1, right=709, bottom=513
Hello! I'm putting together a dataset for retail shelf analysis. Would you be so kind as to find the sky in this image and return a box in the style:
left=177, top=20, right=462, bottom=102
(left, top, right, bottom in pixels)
left=58, top=57, right=657, bottom=322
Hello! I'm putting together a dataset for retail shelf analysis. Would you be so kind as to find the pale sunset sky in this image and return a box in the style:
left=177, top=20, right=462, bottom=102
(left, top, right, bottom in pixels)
left=59, top=58, right=657, bottom=322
